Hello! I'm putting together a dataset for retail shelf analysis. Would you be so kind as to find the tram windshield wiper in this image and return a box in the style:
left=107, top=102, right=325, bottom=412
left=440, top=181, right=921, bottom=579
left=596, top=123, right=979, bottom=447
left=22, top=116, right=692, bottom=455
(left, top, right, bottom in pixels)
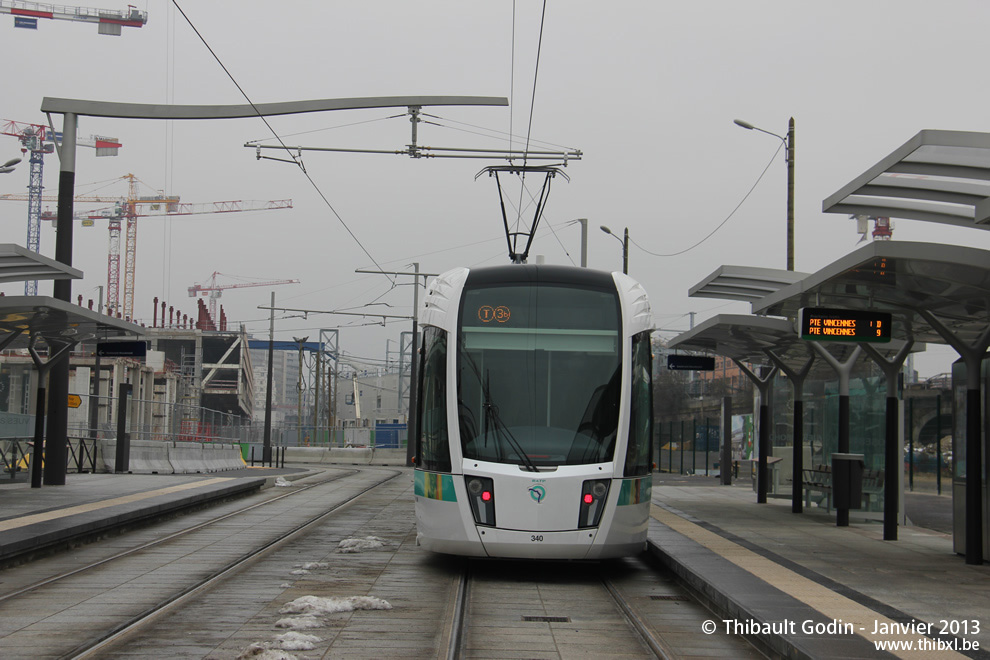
left=459, top=342, right=539, bottom=473
left=481, top=369, right=539, bottom=473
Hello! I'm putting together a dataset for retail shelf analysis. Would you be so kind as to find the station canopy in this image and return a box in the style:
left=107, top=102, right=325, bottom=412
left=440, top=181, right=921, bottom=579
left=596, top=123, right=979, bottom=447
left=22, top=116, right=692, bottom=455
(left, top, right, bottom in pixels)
left=752, top=240, right=990, bottom=348
left=688, top=265, right=808, bottom=304
left=0, top=243, right=82, bottom=284
left=0, top=296, right=142, bottom=353
left=822, top=129, right=990, bottom=229
left=667, top=312, right=918, bottom=373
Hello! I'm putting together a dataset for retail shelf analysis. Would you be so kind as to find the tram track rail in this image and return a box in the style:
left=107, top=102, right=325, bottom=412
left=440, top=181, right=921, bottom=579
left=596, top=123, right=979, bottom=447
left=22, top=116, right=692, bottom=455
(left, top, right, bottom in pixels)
left=69, top=469, right=402, bottom=660
left=0, top=467, right=401, bottom=660
left=446, top=556, right=695, bottom=660
left=0, top=469, right=361, bottom=607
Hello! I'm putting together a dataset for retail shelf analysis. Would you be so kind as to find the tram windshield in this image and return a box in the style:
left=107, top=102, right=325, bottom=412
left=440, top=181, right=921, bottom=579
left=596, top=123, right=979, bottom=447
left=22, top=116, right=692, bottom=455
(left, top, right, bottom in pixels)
left=457, top=282, right=622, bottom=467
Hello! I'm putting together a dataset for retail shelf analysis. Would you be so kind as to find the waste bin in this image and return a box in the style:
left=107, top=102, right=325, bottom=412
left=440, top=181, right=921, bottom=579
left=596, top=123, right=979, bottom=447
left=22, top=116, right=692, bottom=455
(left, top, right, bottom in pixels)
left=832, top=453, right=864, bottom=510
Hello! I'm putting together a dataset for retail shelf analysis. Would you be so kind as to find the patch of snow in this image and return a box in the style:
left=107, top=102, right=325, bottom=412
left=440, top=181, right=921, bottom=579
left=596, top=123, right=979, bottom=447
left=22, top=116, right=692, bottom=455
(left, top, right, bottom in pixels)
left=289, top=569, right=309, bottom=576
left=279, top=595, right=393, bottom=616
left=280, top=583, right=291, bottom=589
left=336, top=536, right=387, bottom=553
left=275, top=616, right=324, bottom=630
left=274, top=477, right=293, bottom=487
left=273, top=632, right=321, bottom=651
left=236, top=642, right=297, bottom=660
left=295, top=562, right=330, bottom=570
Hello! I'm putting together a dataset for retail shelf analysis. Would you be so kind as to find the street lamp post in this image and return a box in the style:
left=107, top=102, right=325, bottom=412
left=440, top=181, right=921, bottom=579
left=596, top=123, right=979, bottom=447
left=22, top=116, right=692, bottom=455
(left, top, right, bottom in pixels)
left=734, top=117, right=795, bottom=271
left=0, top=156, right=22, bottom=174
left=600, top=225, right=628, bottom=274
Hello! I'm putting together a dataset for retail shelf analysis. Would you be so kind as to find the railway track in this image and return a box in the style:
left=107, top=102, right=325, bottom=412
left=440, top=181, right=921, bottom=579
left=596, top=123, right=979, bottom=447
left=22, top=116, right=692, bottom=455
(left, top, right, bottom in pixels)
left=0, top=467, right=400, bottom=659
left=445, top=554, right=763, bottom=659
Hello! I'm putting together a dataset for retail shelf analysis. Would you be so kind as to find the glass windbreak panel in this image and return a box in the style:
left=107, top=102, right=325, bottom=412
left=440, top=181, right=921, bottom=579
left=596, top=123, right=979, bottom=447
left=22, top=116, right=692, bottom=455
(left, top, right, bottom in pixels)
left=458, top=283, right=621, bottom=467
left=417, top=326, right=451, bottom=473
left=625, top=331, right=653, bottom=477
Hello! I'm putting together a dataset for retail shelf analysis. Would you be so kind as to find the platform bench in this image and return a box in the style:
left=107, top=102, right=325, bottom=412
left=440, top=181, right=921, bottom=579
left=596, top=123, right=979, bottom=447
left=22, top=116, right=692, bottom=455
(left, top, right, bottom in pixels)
left=803, top=465, right=832, bottom=512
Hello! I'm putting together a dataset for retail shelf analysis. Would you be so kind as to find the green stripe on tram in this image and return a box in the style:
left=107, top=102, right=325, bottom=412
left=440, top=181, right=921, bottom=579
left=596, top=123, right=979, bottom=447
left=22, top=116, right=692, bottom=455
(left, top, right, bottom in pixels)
left=617, top=476, right=652, bottom=505
left=414, top=471, right=457, bottom=502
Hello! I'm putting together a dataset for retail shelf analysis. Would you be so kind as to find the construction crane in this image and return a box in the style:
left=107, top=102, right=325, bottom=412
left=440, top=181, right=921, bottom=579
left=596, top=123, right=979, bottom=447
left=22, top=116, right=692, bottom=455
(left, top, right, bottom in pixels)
left=76, top=175, right=293, bottom=319
left=189, top=272, right=300, bottom=322
left=0, top=119, right=120, bottom=295
left=0, top=0, right=147, bottom=35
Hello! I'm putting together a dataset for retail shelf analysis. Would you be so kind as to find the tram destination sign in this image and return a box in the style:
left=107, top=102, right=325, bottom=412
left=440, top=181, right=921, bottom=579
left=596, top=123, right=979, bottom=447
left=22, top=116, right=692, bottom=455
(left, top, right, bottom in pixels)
left=799, top=307, right=892, bottom=343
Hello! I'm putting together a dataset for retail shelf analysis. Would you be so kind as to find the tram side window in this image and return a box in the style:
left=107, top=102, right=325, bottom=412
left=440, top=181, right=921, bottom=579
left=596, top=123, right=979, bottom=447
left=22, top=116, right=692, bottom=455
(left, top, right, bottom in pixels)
left=417, top=326, right=452, bottom=473
left=625, top=331, right=653, bottom=477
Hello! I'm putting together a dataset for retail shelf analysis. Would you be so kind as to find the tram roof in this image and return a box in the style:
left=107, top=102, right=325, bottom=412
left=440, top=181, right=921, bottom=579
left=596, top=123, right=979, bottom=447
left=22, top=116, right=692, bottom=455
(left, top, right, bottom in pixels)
left=822, top=129, right=990, bottom=229
left=465, top=264, right=617, bottom=289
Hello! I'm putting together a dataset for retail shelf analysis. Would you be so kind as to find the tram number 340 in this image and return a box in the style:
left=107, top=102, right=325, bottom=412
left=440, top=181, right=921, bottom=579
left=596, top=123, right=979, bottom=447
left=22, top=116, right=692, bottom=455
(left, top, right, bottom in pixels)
left=530, top=535, right=544, bottom=542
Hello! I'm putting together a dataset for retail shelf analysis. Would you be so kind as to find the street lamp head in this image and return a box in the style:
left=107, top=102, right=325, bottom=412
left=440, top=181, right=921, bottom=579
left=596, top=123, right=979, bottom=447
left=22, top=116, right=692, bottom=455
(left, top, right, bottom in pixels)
left=733, top=119, right=755, bottom=130
left=3, top=156, right=22, bottom=168
left=599, top=225, right=613, bottom=235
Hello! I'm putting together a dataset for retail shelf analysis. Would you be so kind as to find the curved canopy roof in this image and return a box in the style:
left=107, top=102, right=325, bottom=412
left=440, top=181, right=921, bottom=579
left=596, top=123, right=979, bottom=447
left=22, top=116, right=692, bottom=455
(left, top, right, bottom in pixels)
left=688, top=265, right=807, bottom=304
left=667, top=313, right=918, bottom=374
left=752, top=240, right=990, bottom=347
left=0, top=296, right=141, bottom=352
left=822, top=130, right=990, bottom=229
left=0, top=243, right=81, bottom=284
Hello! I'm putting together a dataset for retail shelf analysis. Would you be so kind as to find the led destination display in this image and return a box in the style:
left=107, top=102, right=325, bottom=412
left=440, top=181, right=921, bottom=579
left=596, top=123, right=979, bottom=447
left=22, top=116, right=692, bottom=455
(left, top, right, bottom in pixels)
left=799, top=307, right=892, bottom=343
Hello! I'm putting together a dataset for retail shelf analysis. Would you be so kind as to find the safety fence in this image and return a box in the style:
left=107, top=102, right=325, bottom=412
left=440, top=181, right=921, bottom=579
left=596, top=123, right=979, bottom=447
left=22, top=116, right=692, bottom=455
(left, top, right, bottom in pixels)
left=63, top=395, right=252, bottom=444
left=1, top=437, right=99, bottom=480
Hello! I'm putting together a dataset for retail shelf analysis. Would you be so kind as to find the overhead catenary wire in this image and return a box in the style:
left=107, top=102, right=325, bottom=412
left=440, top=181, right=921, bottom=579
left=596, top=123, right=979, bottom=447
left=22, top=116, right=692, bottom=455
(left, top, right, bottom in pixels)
left=513, top=0, right=549, bottom=235
left=631, top=140, right=784, bottom=258
left=170, top=1, right=394, bottom=286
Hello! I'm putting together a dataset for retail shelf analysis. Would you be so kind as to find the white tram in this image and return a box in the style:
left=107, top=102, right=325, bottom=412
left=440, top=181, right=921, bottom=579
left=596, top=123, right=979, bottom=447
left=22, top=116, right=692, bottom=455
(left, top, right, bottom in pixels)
left=413, top=264, right=654, bottom=559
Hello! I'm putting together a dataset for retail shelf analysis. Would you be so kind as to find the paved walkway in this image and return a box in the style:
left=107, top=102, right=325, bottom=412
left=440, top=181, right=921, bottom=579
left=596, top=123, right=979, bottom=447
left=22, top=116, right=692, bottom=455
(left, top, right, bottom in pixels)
left=649, top=473, right=988, bottom=659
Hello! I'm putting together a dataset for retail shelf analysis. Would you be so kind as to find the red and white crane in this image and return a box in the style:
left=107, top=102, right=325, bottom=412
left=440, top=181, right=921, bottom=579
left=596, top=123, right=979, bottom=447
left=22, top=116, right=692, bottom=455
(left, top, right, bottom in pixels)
left=0, top=119, right=120, bottom=295
left=189, top=272, right=299, bottom=322
left=0, top=1, right=147, bottom=35
left=73, top=174, right=293, bottom=320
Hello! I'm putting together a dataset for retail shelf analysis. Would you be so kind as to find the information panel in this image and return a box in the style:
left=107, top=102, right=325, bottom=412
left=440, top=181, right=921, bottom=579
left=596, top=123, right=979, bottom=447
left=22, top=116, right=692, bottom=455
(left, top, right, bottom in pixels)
left=799, top=307, right=892, bottom=343
left=667, top=355, right=716, bottom=371
left=97, top=340, right=147, bottom=358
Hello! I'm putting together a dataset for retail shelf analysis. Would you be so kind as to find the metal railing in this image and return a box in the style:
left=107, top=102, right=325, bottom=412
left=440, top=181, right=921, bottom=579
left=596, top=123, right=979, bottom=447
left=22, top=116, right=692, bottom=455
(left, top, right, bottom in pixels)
left=1, top=437, right=99, bottom=480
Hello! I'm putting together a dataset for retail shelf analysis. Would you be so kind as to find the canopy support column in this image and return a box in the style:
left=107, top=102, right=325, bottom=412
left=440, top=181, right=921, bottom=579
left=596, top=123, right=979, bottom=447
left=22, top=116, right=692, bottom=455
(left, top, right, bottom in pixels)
left=765, top=349, right=814, bottom=513
left=862, top=341, right=914, bottom=541
left=810, top=343, right=862, bottom=527
left=919, top=309, right=989, bottom=565
left=733, top=361, right=778, bottom=504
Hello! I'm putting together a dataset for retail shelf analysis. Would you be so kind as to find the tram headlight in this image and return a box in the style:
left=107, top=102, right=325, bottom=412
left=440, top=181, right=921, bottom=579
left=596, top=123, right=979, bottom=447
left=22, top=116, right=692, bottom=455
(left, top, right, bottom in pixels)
left=465, top=476, right=496, bottom=527
left=578, top=479, right=610, bottom=529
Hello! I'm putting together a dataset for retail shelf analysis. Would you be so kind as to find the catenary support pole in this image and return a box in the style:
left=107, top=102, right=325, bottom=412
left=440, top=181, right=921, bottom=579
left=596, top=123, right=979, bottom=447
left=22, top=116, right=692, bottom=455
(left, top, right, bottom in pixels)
left=263, top=292, right=275, bottom=464
left=44, top=112, right=77, bottom=486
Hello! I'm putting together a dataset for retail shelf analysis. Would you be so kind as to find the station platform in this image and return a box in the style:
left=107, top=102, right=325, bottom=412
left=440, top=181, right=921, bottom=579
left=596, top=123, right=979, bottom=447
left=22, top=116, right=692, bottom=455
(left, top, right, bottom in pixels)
left=650, top=473, right=988, bottom=659
left=0, top=467, right=310, bottom=564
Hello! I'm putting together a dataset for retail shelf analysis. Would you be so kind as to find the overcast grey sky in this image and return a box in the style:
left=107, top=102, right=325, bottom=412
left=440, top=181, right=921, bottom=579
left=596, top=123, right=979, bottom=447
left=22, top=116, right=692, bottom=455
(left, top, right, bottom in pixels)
left=3, top=1, right=988, bottom=375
